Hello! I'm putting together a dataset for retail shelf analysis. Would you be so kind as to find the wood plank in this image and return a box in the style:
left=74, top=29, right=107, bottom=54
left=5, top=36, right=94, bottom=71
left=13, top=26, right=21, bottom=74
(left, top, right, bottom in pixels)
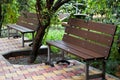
left=47, top=18, right=116, bottom=61
left=55, top=41, right=105, bottom=59
left=8, top=24, right=34, bottom=32
left=26, top=12, right=38, bottom=18
left=20, top=12, right=38, bottom=18
left=7, top=12, right=37, bottom=47
left=17, top=21, right=37, bottom=31
left=63, top=34, right=110, bottom=57
left=65, top=26, right=113, bottom=46
left=47, top=41, right=94, bottom=60
left=68, top=18, right=116, bottom=35
left=18, top=16, right=38, bottom=25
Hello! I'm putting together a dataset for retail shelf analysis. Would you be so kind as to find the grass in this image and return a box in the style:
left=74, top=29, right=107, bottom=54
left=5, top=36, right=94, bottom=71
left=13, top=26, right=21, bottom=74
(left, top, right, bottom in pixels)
left=25, top=25, right=65, bottom=53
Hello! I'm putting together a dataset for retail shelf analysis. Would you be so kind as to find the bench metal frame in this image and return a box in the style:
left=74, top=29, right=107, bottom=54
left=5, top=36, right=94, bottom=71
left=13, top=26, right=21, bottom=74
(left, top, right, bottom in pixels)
left=46, top=18, right=116, bottom=80
left=7, top=24, right=35, bottom=47
left=47, top=45, right=106, bottom=80
left=7, top=13, right=38, bottom=47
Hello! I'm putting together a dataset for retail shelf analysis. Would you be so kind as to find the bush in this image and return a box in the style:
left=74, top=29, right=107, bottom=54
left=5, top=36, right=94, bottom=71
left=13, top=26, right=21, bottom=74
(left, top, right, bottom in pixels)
left=44, top=26, right=64, bottom=53
left=25, top=25, right=65, bottom=53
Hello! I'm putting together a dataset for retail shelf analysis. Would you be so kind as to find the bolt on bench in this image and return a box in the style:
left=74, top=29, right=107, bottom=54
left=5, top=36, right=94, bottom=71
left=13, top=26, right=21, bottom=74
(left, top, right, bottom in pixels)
left=46, top=18, right=116, bottom=80
left=7, top=12, right=38, bottom=47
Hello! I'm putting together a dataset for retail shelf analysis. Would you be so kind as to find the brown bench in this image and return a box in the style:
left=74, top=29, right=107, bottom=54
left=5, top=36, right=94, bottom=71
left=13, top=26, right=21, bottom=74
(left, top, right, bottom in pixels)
left=46, top=18, right=116, bottom=80
left=7, top=12, right=38, bottom=47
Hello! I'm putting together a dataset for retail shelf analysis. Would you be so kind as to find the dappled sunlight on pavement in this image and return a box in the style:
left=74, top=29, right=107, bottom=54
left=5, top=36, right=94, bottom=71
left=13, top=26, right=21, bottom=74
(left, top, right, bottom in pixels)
left=0, top=38, right=119, bottom=80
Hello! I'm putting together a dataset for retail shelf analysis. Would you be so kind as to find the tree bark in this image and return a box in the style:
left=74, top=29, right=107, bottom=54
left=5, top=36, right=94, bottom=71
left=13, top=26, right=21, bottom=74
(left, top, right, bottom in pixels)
left=0, top=4, right=2, bottom=37
left=29, top=0, right=70, bottom=63
left=29, top=25, right=47, bottom=63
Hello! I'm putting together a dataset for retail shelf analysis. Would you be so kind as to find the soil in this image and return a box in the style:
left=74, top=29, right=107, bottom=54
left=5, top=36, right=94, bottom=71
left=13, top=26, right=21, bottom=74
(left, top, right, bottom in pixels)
left=6, top=53, right=66, bottom=65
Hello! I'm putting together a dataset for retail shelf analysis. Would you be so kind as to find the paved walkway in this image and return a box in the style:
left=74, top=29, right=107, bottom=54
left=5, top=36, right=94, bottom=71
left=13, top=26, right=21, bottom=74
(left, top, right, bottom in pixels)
left=0, top=38, right=119, bottom=80
left=0, top=38, right=31, bottom=55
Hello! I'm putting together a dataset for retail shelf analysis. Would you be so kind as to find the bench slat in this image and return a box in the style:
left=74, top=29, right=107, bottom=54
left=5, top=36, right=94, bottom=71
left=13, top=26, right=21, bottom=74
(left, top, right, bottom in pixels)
left=15, top=12, right=38, bottom=31
left=68, top=18, right=116, bottom=35
left=17, top=21, right=37, bottom=31
left=47, top=41, right=94, bottom=60
left=63, top=34, right=110, bottom=57
left=65, top=26, right=113, bottom=46
left=55, top=41, right=105, bottom=59
left=25, top=12, right=38, bottom=18
left=8, top=24, right=34, bottom=33
left=18, top=16, right=38, bottom=25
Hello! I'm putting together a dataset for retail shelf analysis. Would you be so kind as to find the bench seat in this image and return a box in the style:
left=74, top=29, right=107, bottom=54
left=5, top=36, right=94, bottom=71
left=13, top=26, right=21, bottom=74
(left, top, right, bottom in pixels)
left=8, top=24, right=35, bottom=33
left=47, top=41, right=105, bottom=60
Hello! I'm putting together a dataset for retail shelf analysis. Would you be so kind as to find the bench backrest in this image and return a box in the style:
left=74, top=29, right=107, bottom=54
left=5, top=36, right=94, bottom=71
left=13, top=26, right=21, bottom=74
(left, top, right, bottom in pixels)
left=63, top=18, right=116, bottom=59
left=17, top=12, right=38, bottom=31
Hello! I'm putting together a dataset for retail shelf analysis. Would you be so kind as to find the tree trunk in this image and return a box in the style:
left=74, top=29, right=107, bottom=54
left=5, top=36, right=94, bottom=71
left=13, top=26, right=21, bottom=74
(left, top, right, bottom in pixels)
left=28, top=24, right=49, bottom=63
left=28, top=0, right=70, bottom=63
left=0, top=4, right=2, bottom=37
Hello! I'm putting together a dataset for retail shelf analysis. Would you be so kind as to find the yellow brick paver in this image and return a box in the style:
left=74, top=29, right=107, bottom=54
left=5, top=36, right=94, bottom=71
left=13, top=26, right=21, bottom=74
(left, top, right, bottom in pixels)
left=54, top=70, right=66, bottom=75
left=63, top=68, right=74, bottom=72
left=43, top=72, right=56, bottom=77
left=72, top=75, right=85, bottom=80
left=0, top=76, right=5, bottom=79
left=0, top=38, right=119, bottom=80
left=5, top=73, right=17, bottom=78
left=32, top=75, right=46, bottom=80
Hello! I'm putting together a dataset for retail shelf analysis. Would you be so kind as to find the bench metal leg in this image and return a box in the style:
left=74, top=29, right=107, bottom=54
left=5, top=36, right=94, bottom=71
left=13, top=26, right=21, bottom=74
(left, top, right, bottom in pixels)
left=32, top=32, right=34, bottom=42
left=7, top=26, right=10, bottom=39
left=102, top=60, right=106, bottom=80
left=85, top=60, right=106, bottom=80
left=46, top=45, right=55, bottom=67
left=47, top=45, right=51, bottom=63
left=85, top=62, right=89, bottom=80
left=61, top=50, right=65, bottom=60
left=22, top=33, right=24, bottom=47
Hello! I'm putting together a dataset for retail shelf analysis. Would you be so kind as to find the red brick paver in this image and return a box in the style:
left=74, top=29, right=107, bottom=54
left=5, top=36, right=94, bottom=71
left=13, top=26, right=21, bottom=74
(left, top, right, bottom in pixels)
left=0, top=55, right=118, bottom=80
left=0, top=38, right=119, bottom=80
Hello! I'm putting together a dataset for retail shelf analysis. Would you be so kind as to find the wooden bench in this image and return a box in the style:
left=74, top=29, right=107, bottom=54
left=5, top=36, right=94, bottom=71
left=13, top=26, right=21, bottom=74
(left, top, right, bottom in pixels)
left=7, top=12, right=38, bottom=47
left=46, top=18, right=116, bottom=80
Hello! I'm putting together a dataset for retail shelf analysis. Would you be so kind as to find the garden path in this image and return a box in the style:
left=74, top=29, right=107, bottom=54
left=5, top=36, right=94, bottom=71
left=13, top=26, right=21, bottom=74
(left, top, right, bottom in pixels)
left=0, top=37, right=119, bottom=80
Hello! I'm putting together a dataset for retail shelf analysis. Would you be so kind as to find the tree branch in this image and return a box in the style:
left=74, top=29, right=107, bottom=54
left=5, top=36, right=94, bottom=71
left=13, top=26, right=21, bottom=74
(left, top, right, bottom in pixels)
left=46, top=0, right=55, bottom=10
left=52, top=0, right=70, bottom=11
left=35, top=0, right=43, bottom=29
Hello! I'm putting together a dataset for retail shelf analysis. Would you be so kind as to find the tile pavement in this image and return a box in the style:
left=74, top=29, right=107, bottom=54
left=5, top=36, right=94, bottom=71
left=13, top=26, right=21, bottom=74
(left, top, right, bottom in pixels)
left=0, top=38, right=31, bottom=55
left=0, top=38, right=119, bottom=80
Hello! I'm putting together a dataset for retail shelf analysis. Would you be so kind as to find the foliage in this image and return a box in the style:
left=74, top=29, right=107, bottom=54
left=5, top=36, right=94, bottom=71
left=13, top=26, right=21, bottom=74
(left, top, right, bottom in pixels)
left=0, top=0, right=12, bottom=4
left=17, top=0, right=36, bottom=12
left=110, top=28, right=120, bottom=62
left=1, top=0, right=36, bottom=25
left=106, top=60, right=119, bottom=75
left=26, top=25, right=64, bottom=53
left=86, top=0, right=119, bottom=24
left=0, top=0, right=36, bottom=37
left=45, top=27, right=64, bottom=53
left=0, top=0, right=14, bottom=37
left=85, top=0, right=120, bottom=61
left=2, top=1, right=19, bottom=24
left=28, top=0, right=71, bottom=63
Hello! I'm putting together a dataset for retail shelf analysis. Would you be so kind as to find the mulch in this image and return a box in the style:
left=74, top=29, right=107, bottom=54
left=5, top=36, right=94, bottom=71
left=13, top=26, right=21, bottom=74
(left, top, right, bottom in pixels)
left=6, top=53, right=64, bottom=65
